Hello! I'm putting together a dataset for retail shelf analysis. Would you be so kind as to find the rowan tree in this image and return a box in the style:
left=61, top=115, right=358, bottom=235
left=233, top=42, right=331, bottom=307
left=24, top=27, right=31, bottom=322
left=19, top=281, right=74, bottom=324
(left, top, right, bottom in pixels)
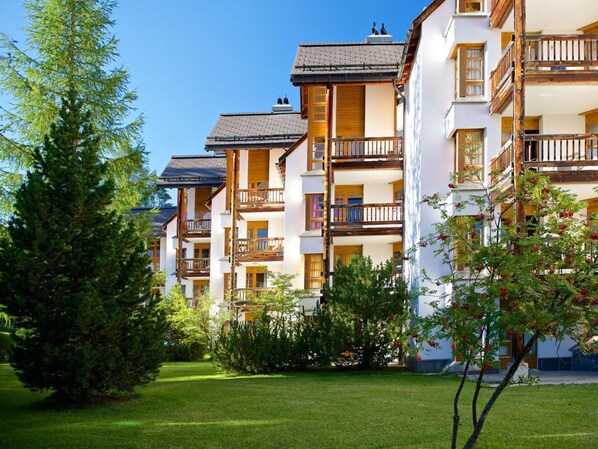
left=0, top=93, right=165, bottom=402
left=0, top=0, right=153, bottom=215
left=413, top=171, right=598, bottom=449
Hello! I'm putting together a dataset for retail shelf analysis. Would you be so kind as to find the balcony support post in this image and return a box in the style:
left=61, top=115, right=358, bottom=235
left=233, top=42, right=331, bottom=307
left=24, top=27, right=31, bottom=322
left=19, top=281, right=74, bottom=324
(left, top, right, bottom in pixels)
left=513, top=0, right=526, bottom=227
left=176, top=187, right=184, bottom=284
left=322, top=84, right=333, bottom=301
left=229, top=149, right=239, bottom=309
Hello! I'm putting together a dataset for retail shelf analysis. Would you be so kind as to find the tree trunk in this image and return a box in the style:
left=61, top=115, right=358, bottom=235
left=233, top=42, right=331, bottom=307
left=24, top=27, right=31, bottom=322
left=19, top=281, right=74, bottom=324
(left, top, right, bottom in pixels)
left=462, top=333, right=538, bottom=449
left=451, top=361, right=470, bottom=449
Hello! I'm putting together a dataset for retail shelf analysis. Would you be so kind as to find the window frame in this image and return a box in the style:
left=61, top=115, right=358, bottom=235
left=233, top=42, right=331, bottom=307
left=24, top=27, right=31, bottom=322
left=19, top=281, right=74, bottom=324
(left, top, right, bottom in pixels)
left=455, top=129, right=485, bottom=184
left=305, top=194, right=325, bottom=231
left=456, top=44, right=485, bottom=98
left=304, top=254, right=324, bottom=291
left=457, top=0, right=484, bottom=13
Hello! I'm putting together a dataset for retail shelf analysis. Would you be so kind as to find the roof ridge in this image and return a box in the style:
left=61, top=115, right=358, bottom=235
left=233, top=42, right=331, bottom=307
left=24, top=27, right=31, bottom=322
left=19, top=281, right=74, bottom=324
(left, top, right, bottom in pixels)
left=219, top=111, right=301, bottom=117
left=298, top=42, right=403, bottom=47
left=170, top=154, right=226, bottom=159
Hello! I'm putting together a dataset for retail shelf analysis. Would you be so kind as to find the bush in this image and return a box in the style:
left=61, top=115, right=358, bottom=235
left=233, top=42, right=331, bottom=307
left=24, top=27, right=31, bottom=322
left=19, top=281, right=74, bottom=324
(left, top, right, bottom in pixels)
left=324, top=255, right=411, bottom=370
left=162, top=287, right=213, bottom=361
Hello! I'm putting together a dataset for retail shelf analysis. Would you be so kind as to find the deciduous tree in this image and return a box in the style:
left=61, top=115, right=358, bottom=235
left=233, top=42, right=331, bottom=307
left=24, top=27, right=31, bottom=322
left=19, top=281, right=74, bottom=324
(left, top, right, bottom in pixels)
left=414, top=172, right=598, bottom=448
left=0, top=0, right=153, bottom=215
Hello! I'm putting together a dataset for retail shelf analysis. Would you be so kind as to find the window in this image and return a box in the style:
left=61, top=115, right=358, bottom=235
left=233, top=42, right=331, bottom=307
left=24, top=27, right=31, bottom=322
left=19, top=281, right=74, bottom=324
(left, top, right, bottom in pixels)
left=311, top=136, right=325, bottom=170
left=456, top=45, right=484, bottom=98
left=147, top=240, right=160, bottom=272
left=305, top=254, right=324, bottom=290
left=393, top=242, right=403, bottom=274
left=457, top=0, right=483, bottom=13
left=306, top=194, right=324, bottom=230
left=224, top=227, right=231, bottom=256
left=454, top=216, right=483, bottom=270
left=455, top=129, right=484, bottom=183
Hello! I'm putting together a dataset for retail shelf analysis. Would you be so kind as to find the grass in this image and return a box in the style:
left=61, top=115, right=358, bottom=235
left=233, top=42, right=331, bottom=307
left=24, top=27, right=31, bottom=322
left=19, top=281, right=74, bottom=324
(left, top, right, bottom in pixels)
left=0, top=362, right=597, bottom=449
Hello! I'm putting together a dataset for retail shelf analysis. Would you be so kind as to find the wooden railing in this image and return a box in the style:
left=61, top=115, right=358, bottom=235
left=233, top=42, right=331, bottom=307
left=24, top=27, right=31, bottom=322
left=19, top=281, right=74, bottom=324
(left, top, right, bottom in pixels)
left=237, top=188, right=284, bottom=209
left=233, top=288, right=271, bottom=303
left=490, top=139, right=514, bottom=182
left=526, top=35, right=598, bottom=69
left=331, top=203, right=402, bottom=230
left=182, top=219, right=211, bottom=236
left=236, top=237, right=284, bottom=261
left=524, top=134, right=598, bottom=167
left=490, top=39, right=514, bottom=98
left=180, top=258, right=210, bottom=277
left=490, top=134, right=598, bottom=183
left=491, top=34, right=598, bottom=112
left=332, top=137, right=403, bottom=163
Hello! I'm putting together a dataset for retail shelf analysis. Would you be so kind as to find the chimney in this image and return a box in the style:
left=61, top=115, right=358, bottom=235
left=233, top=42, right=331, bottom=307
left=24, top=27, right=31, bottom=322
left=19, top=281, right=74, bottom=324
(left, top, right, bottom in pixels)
left=272, top=96, right=293, bottom=113
left=367, top=33, right=393, bottom=44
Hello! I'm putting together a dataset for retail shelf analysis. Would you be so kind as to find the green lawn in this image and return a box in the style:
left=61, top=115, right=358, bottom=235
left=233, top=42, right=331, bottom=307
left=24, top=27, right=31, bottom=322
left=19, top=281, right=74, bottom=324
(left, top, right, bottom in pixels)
left=0, top=362, right=596, bottom=449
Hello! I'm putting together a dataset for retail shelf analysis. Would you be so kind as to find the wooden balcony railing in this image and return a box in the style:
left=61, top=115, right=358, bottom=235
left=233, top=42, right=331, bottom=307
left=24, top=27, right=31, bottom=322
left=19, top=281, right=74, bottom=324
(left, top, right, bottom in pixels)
left=491, top=34, right=598, bottom=113
left=182, top=219, right=211, bottom=236
left=237, top=188, right=284, bottom=210
left=523, top=134, right=598, bottom=167
left=180, top=258, right=210, bottom=278
left=490, top=139, right=514, bottom=183
left=331, top=203, right=402, bottom=235
left=236, top=237, right=284, bottom=262
left=490, top=134, right=598, bottom=185
left=490, top=0, right=513, bottom=29
left=233, top=288, right=271, bottom=304
left=332, top=137, right=403, bottom=167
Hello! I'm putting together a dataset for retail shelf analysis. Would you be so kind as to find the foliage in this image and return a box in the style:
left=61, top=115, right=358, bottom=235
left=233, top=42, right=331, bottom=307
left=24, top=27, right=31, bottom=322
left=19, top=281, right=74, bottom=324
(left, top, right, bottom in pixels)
left=413, top=171, right=598, bottom=449
left=212, top=273, right=321, bottom=373
left=161, top=287, right=213, bottom=362
left=0, top=94, right=166, bottom=402
left=324, top=255, right=412, bottom=369
left=0, top=306, right=12, bottom=362
left=0, top=0, right=154, bottom=215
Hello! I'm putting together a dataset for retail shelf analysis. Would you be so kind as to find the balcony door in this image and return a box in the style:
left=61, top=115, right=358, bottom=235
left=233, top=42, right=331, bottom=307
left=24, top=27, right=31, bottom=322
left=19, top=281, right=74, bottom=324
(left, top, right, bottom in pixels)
left=246, top=266, right=267, bottom=290
left=335, top=185, right=363, bottom=223
left=247, top=149, right=269, bottom=190
left=336, top=85, right=365, bottom=156
left=247, top=221, right=268, bottom=251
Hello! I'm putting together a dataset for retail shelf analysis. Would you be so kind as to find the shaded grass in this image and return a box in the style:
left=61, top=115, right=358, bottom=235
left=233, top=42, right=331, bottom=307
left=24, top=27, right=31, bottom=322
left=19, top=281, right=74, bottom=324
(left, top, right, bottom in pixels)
left=0, top=362, right=596, bottom=448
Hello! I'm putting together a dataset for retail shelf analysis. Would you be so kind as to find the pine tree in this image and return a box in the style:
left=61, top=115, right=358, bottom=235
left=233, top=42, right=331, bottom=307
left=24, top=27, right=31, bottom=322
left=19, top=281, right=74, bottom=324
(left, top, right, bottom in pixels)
left=0, top=93, right=165, bottom=401
left=0, top=0, right=153, bottom=215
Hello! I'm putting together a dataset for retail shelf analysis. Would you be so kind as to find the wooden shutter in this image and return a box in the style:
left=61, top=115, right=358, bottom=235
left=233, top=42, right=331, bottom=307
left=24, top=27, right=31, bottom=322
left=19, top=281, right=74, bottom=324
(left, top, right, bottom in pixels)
left=247, top=149, right=270, bottom=188
left=336, top=85, right=365, bottom=138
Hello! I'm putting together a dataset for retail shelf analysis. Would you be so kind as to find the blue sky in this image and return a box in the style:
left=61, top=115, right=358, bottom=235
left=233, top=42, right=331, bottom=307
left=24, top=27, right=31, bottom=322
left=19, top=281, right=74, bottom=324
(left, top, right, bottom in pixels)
left=0, top=0, right=431, bottom=176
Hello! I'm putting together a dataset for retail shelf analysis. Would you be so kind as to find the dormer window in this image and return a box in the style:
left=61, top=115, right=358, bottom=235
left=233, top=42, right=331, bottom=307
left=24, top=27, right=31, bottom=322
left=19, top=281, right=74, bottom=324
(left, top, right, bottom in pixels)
left=458, top=0, right=484, bottom=13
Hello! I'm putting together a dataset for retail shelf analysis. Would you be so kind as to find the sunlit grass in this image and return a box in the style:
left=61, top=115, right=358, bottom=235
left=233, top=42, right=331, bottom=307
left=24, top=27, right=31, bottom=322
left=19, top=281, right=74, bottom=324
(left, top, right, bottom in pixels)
left=0, top=362, right=596, bottom=449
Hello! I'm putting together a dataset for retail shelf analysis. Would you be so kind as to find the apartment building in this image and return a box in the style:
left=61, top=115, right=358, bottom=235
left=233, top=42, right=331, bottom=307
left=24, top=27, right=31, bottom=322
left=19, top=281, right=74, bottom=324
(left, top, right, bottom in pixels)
left=399, top=0, right=598, bottom=371
left=204, top=106, right=307, bottom=319
left=156, top=155, right=226, bottom=300
left=287, top=35, right=405, bottom=300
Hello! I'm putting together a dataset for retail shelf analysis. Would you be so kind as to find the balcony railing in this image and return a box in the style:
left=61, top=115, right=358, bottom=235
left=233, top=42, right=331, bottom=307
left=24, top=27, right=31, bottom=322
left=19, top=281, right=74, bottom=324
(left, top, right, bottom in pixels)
left=233, top=288, right=271, bottom=304
left=236, top=237, right=284, bottom=262
left=490, top=134, right=598, bottom=184
left=180, top=258, right=210, bottom=278
left=182, top=219, right=211, bottom=237
left=330, top=203, right=402, bottom=235
left=490, top=35, right=598, bottom=113
left=332, top=137, right=403, bottom=166
left=237, top=188, right=284, bottom=210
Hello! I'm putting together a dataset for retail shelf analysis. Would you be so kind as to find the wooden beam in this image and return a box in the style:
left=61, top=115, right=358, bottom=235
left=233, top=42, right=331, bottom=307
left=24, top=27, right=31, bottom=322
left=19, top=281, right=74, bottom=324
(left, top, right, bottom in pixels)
left=513, top=0, right=526, bottom=227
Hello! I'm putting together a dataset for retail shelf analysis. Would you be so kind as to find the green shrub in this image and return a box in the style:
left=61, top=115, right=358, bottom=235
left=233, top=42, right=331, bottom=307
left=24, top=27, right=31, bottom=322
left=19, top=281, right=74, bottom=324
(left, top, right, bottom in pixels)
left=161, top=287, right=213, bottom=361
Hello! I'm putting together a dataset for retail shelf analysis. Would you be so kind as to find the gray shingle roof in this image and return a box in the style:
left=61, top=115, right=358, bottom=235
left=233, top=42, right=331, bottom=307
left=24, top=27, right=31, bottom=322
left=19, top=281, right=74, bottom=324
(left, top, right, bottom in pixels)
left=157, top=155, right=226, bottom=188
left=130, top=206, right=177, bottom=237
left=291, top=42, right=404, bottom=85
left=205, top=111, right=307, bottom=151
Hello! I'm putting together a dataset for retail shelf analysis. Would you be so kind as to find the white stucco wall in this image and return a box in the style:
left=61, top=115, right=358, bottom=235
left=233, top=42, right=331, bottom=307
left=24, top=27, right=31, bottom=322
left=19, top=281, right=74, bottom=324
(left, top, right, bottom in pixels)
left=209, top=188, right=227, bottom=303
left=365, top=84, right=395, bottom=137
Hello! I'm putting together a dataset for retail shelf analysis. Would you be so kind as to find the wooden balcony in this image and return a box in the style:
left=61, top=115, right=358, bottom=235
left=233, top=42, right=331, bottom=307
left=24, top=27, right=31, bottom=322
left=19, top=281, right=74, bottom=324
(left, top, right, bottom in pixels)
left=180, top=258, right=210, bottom=278
left=331, top=137, right=403, bottom=169
left=490, top=134, right=598, bottom=184
left=236, top=237, right=284, bottom=262
left=490, top=0, right=513, bottom=29
left=331, top=203, right=402, bottom=236
left=237, top=188, right=284, bottom=212
left=490, top=35, right=598, bottom=114
left=181, top=219, right=211, bottom=237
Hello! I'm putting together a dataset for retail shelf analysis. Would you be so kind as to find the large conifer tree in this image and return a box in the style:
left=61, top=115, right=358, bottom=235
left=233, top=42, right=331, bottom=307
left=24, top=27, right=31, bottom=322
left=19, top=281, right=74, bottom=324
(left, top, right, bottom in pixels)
left=0, top=93, right=165, bottom=401
left=0, top=0, right=153, bottom=214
